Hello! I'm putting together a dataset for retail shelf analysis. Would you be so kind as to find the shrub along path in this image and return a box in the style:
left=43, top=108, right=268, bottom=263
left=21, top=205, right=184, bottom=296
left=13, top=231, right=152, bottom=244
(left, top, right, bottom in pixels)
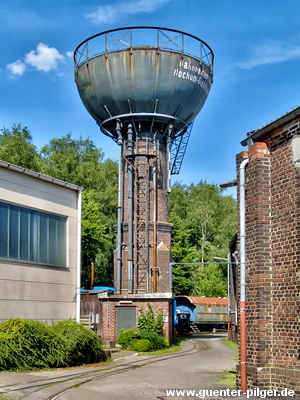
left=0, top=335, right=238, bottom=400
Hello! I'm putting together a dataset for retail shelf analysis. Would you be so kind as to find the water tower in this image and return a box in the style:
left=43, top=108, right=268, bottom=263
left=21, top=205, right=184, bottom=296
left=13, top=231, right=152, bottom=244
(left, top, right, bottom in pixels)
left=74, top=27, right=213, bottom=342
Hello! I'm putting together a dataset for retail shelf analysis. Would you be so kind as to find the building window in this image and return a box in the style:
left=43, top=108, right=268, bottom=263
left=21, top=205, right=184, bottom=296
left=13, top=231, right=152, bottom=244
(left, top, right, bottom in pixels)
left=0, top=201, right=66, bottom=267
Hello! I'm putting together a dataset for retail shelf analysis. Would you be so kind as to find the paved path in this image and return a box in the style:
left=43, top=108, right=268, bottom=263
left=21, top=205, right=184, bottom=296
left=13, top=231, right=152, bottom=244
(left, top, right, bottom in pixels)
left=0, top=333, right=238, bottom=400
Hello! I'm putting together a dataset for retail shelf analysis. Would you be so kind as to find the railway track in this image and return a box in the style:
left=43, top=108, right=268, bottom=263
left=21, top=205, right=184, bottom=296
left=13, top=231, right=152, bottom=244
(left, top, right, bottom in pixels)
left=0, top=338, right=207, bottom=400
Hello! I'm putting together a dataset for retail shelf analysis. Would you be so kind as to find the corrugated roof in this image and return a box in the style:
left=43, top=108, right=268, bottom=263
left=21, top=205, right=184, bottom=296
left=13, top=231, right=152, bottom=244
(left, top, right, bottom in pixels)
left=0, top=160, right=83, bottom=192
left=241, top=105, right=300, bottom=147
left=176, top=296, right=228, bottom=305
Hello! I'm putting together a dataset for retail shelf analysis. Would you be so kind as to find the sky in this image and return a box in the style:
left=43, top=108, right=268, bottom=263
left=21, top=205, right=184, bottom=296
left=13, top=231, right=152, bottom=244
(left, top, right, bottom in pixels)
left=0, top=0, right=299, bottom=197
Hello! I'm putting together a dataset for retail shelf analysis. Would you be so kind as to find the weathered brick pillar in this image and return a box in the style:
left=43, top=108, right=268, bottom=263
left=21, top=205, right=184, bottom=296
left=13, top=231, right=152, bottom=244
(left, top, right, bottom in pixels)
left=237, top=143, right=273, bottom=389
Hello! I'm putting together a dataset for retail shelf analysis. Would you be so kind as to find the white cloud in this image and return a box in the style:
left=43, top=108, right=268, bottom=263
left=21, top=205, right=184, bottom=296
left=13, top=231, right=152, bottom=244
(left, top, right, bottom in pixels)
left=66, top=51, right=73, bottom=58
left=237, top=38, right=300, bottom=69
left=24, top=43, right=64, bottom=72
left=7, top=60, right=26, bottom=76
left=86, top=0, right=171, bottom=24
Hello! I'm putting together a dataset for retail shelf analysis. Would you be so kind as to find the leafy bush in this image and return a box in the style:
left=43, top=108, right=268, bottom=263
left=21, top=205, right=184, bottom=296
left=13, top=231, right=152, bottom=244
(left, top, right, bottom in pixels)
left=118, top=328, right=167, bottom=351
left=0, top=319, right=106, bottom=371
left=129, top=339, right=151, bottom=352
left=117, top=329, right=138, bottom=349
left=137, top=304, right=163, bottom=334
left=138, top=330, right=168, bottom=350
left=117, top=304, right=168, bottom=352
left=49, top=320, right=105, bottom=365
left=0, top=319, right=65, bottom=370
left=128, top=338, right=139, bottom=351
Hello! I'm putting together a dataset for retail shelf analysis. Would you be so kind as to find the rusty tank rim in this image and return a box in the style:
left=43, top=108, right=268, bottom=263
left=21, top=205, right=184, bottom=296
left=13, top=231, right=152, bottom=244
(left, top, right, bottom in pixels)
left=74, top=26, right=214, bottom=71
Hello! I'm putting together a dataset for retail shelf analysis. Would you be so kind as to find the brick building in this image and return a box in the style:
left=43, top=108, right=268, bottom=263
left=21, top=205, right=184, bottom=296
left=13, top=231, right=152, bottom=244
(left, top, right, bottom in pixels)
left=236, top=106, right=300, bottom=394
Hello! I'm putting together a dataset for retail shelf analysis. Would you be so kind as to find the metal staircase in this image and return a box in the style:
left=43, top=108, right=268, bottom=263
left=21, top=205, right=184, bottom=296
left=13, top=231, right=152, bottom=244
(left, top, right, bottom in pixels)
left=135, top=152, right=149, bottom=292
left=134, top=138, right=157, bottom=292
left=190, top=324, right=201, bottom=333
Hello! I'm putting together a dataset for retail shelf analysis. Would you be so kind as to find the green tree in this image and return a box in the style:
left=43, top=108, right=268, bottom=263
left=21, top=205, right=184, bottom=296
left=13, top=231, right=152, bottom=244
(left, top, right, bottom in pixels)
left=0, top=124, right=41, bottom=170
left=40, top=134, right=118, bottom=288
left=81, top=190, right=115, bottom=288
left=0, top=126, right=118, bottom=289
left=137, top=304, right=163, bottom=334
left=191, top=264, right=227, bottom=297
left=0, top=125, right=236, bottom=296
left=169, top=181, right=236, bottom=297
left=40, top=133, right=104, bottom=187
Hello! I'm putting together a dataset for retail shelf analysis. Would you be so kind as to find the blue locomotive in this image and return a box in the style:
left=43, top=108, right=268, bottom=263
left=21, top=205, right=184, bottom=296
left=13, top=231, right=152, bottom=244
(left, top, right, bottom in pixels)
left=175, top=296, right=228, bottom=333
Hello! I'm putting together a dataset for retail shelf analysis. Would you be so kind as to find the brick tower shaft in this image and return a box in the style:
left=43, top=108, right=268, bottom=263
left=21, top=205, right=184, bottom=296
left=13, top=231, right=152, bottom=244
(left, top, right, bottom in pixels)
left=114, top=125, right=172, bottom=294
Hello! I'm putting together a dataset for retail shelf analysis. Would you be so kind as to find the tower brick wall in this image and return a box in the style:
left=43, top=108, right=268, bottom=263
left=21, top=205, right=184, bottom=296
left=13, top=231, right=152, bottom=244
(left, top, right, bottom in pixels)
left=236, top=115, right=300, bottom=395
left=115, top=134, right=172, bottom=294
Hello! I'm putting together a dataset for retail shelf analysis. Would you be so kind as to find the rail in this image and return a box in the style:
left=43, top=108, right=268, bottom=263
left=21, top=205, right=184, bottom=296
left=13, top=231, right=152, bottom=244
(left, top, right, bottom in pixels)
left=74, top=26, right=214, bottom=71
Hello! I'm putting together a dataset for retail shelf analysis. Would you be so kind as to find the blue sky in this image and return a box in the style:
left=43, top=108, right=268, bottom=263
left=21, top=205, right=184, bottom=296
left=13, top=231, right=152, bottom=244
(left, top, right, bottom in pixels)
left=0, top=0, right=299, bottom=195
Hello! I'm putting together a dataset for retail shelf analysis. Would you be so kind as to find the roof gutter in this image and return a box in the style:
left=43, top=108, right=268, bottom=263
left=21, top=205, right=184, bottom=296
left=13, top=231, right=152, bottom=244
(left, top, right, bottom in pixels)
left=0, top=160, right=83, bottom=192
left=241, top=106, right=300, bottom=147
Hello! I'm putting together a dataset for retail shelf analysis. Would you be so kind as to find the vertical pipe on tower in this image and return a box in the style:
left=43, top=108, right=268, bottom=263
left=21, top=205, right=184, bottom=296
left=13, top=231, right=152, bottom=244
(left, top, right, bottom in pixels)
left=167, top=125, right=173, bottom=193
left=152, top=139, right=158, bottom=292
left=146, top=156, right=150, bottom=293
left=116, top=120, right=123, bottom=293
left=134, top=134, right=139, bottom=291
left=127, top=124, right=134, bottom=293
left=90, top=262, right=95, bottom=290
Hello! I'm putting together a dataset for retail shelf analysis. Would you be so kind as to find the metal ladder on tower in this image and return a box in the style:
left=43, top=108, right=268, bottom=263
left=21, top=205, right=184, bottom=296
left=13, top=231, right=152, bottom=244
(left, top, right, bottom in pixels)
left=134, top=144, right=150, bottom=292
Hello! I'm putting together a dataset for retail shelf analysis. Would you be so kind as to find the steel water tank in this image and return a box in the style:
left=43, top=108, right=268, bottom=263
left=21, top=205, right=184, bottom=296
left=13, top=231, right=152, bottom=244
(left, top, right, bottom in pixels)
left=74, top=27, right=213, bottom=139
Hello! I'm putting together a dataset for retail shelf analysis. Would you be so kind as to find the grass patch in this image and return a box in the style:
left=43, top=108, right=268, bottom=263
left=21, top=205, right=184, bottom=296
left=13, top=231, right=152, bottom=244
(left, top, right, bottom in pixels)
left=218, top=369, right=236, bottom=389
left=222, top=337, right=239, bottom=362
left=222, top=337, right=238, bottom=351
left=0, top=394, right=12, bottom=400
left=220, top=337, right=238, bottom=388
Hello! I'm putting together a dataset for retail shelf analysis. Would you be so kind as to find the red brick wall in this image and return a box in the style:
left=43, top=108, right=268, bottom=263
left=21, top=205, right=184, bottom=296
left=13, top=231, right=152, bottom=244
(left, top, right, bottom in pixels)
left=269, top=126, right=300, bottom=395
left=236, top=119, right=300, bottom=395
left=99, top=298, right=173, bottom=344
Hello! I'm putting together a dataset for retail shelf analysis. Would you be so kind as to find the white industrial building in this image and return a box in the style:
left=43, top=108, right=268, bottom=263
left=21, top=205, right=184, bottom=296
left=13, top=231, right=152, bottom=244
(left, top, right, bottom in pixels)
left=0, top=161, right=82, bottom=323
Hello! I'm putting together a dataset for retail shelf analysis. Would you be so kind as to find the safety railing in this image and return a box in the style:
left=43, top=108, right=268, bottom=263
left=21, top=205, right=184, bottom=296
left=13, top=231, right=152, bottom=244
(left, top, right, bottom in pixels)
left=74, top=26, right=214, bottom=71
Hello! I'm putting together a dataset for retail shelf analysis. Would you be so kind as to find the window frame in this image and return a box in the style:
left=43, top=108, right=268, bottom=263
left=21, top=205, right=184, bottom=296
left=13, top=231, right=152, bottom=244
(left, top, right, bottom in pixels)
left=0, top=200, right=68, bottom=268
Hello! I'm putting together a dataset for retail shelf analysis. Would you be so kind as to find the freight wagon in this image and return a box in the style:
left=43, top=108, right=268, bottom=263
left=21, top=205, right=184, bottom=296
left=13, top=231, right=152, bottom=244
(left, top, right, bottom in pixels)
left=175, top=296, right=228, bottom=332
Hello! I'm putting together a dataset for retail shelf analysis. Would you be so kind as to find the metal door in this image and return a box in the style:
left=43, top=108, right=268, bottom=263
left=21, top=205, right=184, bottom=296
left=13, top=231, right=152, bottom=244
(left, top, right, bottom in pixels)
left=116, top=306, right=136, bottom=338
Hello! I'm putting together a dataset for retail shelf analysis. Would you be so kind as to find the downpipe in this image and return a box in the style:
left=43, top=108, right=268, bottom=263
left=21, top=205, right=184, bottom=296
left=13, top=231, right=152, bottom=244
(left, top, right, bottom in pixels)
left=76, top=189, right=83, bottom=323
left=116, top=121, right=123, bottom=293
left=239, top=158, right=249, bottom=393
left=227, top=253, right=230, bottom=340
